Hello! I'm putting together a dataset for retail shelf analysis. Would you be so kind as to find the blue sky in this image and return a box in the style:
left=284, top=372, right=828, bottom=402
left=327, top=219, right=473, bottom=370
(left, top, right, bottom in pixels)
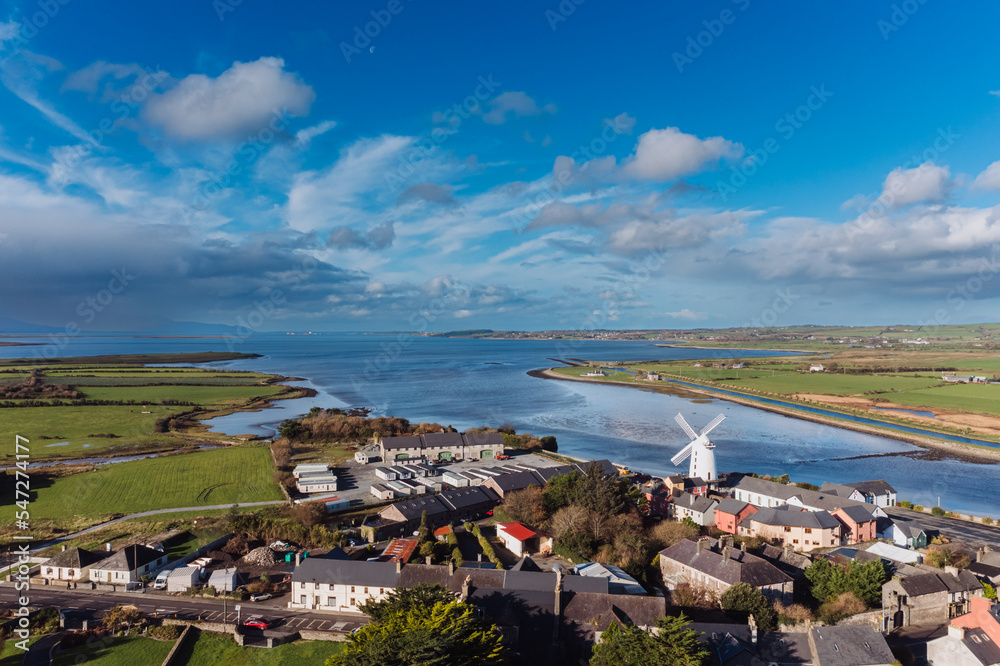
left=1, top=0, right=1000, bottom=332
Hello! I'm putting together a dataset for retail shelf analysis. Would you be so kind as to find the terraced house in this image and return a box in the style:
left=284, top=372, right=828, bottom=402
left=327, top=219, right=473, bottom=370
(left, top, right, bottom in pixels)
left=659, top=537, right=794, bottom=604
left=378, top=431, right=505, bottom=462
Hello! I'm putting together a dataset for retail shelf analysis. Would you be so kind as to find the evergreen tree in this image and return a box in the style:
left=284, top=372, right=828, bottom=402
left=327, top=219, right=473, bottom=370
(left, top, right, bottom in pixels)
left=720, top=583, right=778, bottom=631
left=590, top=614, right=708, bottom=666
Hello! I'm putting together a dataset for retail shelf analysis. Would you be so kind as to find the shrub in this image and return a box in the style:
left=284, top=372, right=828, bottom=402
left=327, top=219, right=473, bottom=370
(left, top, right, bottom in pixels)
left=774, top=601, right=813, bottom=626
left=931, top=506, right=946, bottom=517
left=817, top=592, right=866, bottom=624
left=984, top=517, right=995, bottom=526
left=898, top=500, right=913, bottom=510
left=913, top=505, right=924, bottom=513
left=148, top=624, right=182, bottom=640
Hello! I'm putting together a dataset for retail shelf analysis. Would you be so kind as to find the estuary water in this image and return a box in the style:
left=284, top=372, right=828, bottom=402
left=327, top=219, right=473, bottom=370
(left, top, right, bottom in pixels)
left=3, top=333, right=998, bottom=515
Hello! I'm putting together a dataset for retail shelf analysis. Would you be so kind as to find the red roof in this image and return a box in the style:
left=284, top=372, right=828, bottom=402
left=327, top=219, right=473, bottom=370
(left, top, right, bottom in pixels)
left=381, top=538, right=418, bottom=563
left=433, top=526, right=453, bottom=537
left=497, top=522, right=538, bottom=542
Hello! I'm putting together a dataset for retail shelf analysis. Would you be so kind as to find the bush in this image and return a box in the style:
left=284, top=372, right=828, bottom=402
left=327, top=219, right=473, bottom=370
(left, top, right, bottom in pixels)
left=452, top=547, right=463, bottom=566
left=931, top=506, right=946, bottom=517
left=148, top=624, right=182, bottom=640
left=898, top=500, right=913, bottom=510
left=817, top=592, right=867, bottom=624
left=984, top=517, right=995, bottom=526
left=913, top=505, right=924, bottom=513
left=774, top=601, right=813, bottom=626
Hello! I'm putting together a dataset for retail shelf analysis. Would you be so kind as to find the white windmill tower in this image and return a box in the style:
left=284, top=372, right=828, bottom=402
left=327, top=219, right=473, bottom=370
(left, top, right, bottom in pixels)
left=670, top=412, right=725, bottom=481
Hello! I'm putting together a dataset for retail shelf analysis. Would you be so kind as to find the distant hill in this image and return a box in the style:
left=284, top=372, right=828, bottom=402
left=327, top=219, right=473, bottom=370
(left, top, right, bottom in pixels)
left=428, top=329, right=495, bottom=338
left=0, top=317, right=63, bottom=334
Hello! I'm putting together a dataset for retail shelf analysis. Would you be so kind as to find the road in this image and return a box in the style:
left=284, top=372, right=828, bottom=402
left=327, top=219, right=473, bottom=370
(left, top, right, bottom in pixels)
left=885, top=506, right=1000, bottom=549
left=0, top=585, right=366, bottom=635
left=30, top=501, right=287, bottom=552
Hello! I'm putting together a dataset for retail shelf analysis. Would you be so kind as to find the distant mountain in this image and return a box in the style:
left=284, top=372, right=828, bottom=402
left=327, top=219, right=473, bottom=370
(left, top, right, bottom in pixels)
left=429, top=329, right=496, bottom=338
left=128, top=317, right=237, bottom=336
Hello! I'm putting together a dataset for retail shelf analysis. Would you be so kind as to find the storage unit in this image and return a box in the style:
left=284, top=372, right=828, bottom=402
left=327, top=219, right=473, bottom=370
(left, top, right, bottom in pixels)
left=371, top=484, right=395, bottom=501
left=396, top=479, right=426, bottom=495
left=293, top=463, right=332, bottom=478
left=375, top=467, right=398, bottom=481
left=166, top=566, right=200, bottom=592
left=207, top=568, right=238, bottom=592
left=442, top=471, right=469, bottom=487
left=387, top=480, right=412, bottom=496
left=413, top=477, right=444, bottom=492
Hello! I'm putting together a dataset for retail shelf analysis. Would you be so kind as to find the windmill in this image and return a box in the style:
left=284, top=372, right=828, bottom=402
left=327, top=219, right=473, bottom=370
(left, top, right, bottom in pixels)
left=670, top=412, right=725, bottom=481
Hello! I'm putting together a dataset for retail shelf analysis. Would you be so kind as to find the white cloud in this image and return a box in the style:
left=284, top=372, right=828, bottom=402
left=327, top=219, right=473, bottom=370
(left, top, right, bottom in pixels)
left=973, top=160, right=1000, bottom=190
left=0, top=20, right=19, bottom=43
left=62, top=61, right=147, bottom=94
left=664, top=309, right=707, bottom=321
left=623, top=127, right=743, bottom=182
left=143, top=57, right=314, bottom=142
left=295, top=120, right=337, bottom=146
left=880, top=161, right=952, bottom=207
left=480, top=91, right=556, bottom=125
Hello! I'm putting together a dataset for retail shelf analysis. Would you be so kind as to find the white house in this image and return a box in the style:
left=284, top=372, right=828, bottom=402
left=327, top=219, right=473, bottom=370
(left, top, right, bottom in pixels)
left=809, top=364, right=824, bottom=372
left=289, top=559, right=399, bottom=613
left=88, top=545, right=167, bottom=586
left=672, top=492, right=718, bottom=526
left=496, top=522, right=550, bottom=557
left=39, top=546, right=108, bottom=582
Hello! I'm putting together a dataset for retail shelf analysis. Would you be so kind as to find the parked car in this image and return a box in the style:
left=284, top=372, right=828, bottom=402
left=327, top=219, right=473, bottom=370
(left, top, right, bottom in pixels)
left=243, top=616, right=273, bottom=629
left=249, top=592, right=272, bottom=602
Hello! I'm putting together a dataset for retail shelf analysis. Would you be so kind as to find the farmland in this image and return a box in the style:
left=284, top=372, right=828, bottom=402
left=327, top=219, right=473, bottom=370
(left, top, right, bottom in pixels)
left=5, top=446, right=282, bottom=531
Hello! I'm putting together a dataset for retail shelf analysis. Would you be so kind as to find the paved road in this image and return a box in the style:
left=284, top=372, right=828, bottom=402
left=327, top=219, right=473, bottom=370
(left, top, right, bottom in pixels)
left=0, top=585, right=366, bottom=635
left=885, top=506, right=1000, bottom=549
left=30, top=501, right=287, bottom=552
left=22, top=631, right=64, bottom=666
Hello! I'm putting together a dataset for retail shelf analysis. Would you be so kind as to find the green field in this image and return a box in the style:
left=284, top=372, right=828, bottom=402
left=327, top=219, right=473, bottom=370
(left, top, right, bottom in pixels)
left=52, top=636, right=174, bottom=666
left=719, top=373, right=947, bottom=395
left=78, top=384, right=285, bottom=403
left=882, top=383, right=1000, bottom=416
left=14, top=446, right=282, bottom=522
left=0, top=405, right=183, bottom=458
left=0, top=637, right=41, bottom=666
left=176, top=631, right=343, bottom=665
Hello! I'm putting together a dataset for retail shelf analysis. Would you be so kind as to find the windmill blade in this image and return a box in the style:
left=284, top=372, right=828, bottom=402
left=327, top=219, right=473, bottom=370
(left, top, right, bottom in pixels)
left=674, top=413, right=698, bottom=440
left=670, top=442, right=694, bottom=466
left=700, top=413, right=726, bottom=437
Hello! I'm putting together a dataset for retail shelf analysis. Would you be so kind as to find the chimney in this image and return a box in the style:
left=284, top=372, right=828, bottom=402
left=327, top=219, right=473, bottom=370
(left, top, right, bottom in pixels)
left=784, top=544, right=794, bottom=558
left=697, top=539, right=706, bottom=555
left=105, top=542, right=112, bottom=552
left=61, top=544, right=67, bottom=552
left=425, top=555, right=432, bottom=565
left=748, top=613, right=758, bottom=646
left=978, top=548, right=984, bottom=563
left=461, top=574, right=471, bottom=601
left=448, top=560, right=455, bottom=576
left=740, top=541, right=747, bottom=553
left=722, top=546, right=730, bottom=560
left=949, top=624, right=967, bottom=640
left=295, top=552, right=301, bottom=566
left=478, top=553, right=482, bottom=562
left=396, top=559, right=402, bottom=574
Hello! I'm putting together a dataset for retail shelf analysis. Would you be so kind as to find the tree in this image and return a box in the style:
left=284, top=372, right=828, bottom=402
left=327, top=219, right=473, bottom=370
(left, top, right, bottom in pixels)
left=503, top=486, right=547, bottom=526
left=290, top=502, right=327, bottom=527
left=652, top=520, right=700, bottom=549
left=590, top=614, right=708, bottom=666
left=418, top=510, right=431, bottom=544
left=357, top=584, right=458, bottom=623
left=804, top=558, right=847, bottom=604
left=846, top=560, right=890, bottom=607
left=542, top=471, right=581, bottom=513
left=278, top=418, right=304, bottom=440
left=721, top=583, right=777, bottom=631
left=539, top=435, right=558, bottom=452
left=103, top=605, right=143, bottom=632
left=332, top=596, right=505, bottom=666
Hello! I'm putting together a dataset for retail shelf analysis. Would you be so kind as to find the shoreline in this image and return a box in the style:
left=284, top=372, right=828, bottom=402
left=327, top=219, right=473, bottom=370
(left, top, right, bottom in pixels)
left=532, top=367, right=1000, bottom=464
left=654, top=343, right=815, bottom=353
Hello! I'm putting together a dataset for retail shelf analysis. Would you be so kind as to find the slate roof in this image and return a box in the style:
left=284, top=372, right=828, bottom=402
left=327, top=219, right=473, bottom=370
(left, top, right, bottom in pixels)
left=757, top=631, right=813, bottom=664
left=749, top=506, right=842, bottom=530
left=898, top=571, right=980, bottom=597
left=291, top=558, right=400, bottom=588
left=573, top=562, right=647, bottom=595
left=674, top=492, right=718, bottom=514
left=968, top=562, right=1000, bottom=580
left=808, top=626, right=894, bottom=666
left=754, top=544, right=811, bottom=573
left=835, top=504, right=878, bottom=525
left=845, top=479, right=896, bottom=496
left=509, top=556, right=542, bottom=572
left=735, top=476, right=878, bottom=514
left=92, top=544, right=162, bottom=572
left=42, top=547, right=108, bottom=569
left=715, top=498, right=753, bottom=516
left=962, top=628, right=1000, bottom=665
left=659, top=538, right=792, bottom=588
left=380, top=435, right=424, bottom=450
left=486, top=470, right=545, bottom=494
left=562, top=592, right=666, bottom=636
left=381, top=432, right=505, bottom=451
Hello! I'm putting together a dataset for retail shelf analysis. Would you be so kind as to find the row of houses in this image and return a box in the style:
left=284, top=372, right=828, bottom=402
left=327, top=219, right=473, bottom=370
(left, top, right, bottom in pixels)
left=40, top=543, right=168, bottom=587
left=378, top=432, right=505, bottom=462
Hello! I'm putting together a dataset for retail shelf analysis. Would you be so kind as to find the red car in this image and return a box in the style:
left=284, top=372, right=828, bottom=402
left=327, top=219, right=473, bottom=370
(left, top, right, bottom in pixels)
left=243, top=616, right=272, bottom=629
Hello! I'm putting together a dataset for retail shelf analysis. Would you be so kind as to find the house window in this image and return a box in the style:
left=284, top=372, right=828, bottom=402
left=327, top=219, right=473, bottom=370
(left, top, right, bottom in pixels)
left=350, top=598, right=356, bottom=606
left=783, top=527, right=791, bottom=533
left=351, top=586, right=356, bottom=593
left=364, top=587, right=369, bottom=594
left=804, top=528, right=812, bottom=534
left=792, top=539, right=799, bottom=544
left=300, top=595, right=306, bottom=604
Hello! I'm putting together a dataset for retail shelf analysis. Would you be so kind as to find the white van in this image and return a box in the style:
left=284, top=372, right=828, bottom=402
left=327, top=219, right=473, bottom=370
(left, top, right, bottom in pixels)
left=152, top=572, right=169, bottom=590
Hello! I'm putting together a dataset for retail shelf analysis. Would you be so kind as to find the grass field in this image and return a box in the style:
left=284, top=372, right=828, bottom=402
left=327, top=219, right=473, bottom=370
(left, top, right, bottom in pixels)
left=52, top=636, right=175, bottom=666
left=884, top=384, right=1000, bottom=416
left=0, top=637, right=40, bottom=666
left=176, top=631, right=343, bottom=665
left=719, top=373, right=947, bottom=395
left=78, top=384, right=285, bottom=403
left=12, top=446, right=282, bottom=522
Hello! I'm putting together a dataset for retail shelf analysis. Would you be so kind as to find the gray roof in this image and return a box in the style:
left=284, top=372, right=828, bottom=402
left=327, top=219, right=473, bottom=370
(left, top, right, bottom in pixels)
left=968, top=562, right=1000, bottom=580
left=562, top=592, right=666, bottom=635
left=674, top=492, right=718, bottom=514
left=844, top=479, right=896, bottom=496
left=42, top=547, right=108, bottom=569
left=808, top=626, right=894, bottom=666
left=659, top=538, right=792, bottom=588
left=735, top=476, right=878, bottom=514
left=715, top=498, right=753, bottom=516
left=834, top=504, right=878, bottom=525
left=963, top=628, right=1000, bottom=665
left=509, top=555, right=542, bottom=572
left=380, top=435, right=424, bottom=450
left=898, top=571, right=979, bottom=597
left=758, top=631, right=813, bottom=664
left=485, top=470, right=546, bottom=493
left=754, top=544, right=812, bottom=573
left=92, top=545, right=162, bottom=572
left=381, top=432, right=504, bottom=451
left=292, top=558, right=400, bottom=588
left=749, top=506, right=841, bottom=530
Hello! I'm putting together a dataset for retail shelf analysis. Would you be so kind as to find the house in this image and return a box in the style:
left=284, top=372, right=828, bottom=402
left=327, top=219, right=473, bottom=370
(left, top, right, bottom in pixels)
left=927, top=596, right=1000, bottom=665
left=646, top=372, right=661, bottom=381
left=753, top=543, right=812, bottom=593
left=289, top=559, right=399, bottom=612
left=373, top=486, right=501, bottom=539
left=809, top=364, right=824, bottom=372
left=496, top=522, right=551, bottom=557
left=832, top=505, right=878, bottom=544
left=208, top=567, right=238, bottom=592
left=643, top=484, right=673, bottom=518
left=673, top=492, right=718, bottom=526
left=296, top=472, right=338, bottom=494
left=378, top=432, right=504, bottom=463
left=739, top=506, right=843, bottom=552
left=483, top=469, right=546, bottom=499
left=877, top=515, right=928, bottom=549
left=714, top=498, right=758, bottom=535
left=573, top=562, right=646, bottom=595
left=354, top=445, right=380, bottom=464
left=659, top=537, right=794, bottom=604
left=819, top=479, right=897, bottom=507
left=666, top=475, right=708, bottom=496
left=883, top=570, right=983, bottom=630
left=39, top=546, right=108, bottom=582
left=808, top=626, right=895, bottom=666
left=968, top=562, right=1000, bottom=587
left=88, top=544, right=167, bottom=586
left=293, top=463, right=332, bottom=478
left=733, top=476, right=886, bottom=517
